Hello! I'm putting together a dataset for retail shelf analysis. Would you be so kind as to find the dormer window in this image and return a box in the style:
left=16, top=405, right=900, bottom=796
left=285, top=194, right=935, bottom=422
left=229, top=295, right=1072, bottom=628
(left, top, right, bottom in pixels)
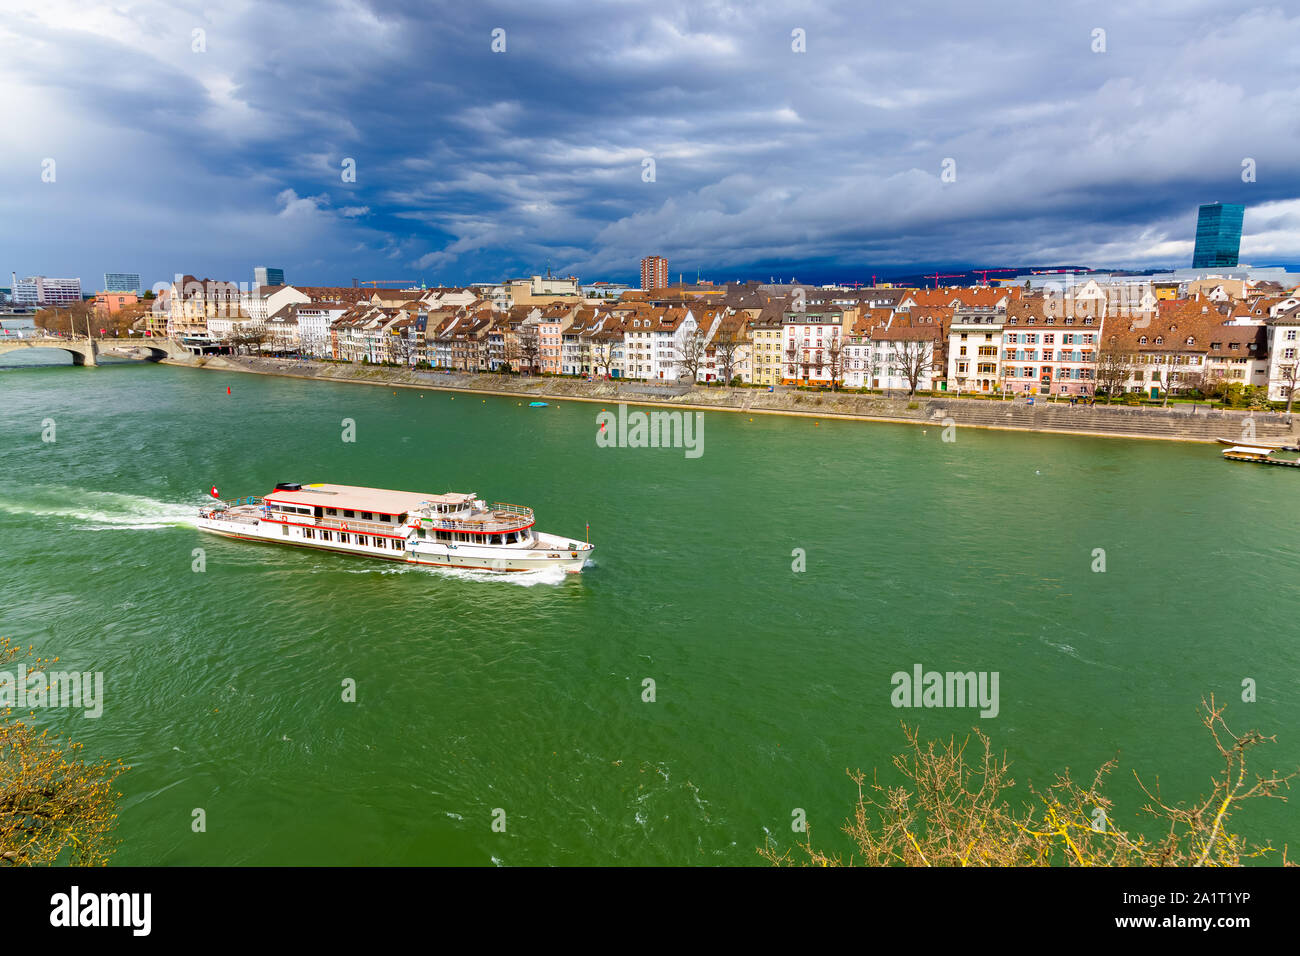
left=1186, top=336, right=1194, bottom=345
left=1154, top=336, right=1163, bottom=345
left=1139, top=336, right=1148, bottom=344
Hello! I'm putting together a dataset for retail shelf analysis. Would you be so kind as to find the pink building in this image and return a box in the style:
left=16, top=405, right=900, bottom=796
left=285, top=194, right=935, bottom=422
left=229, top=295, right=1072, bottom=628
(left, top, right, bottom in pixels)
left=1001, top=301, right=1102, bottom=396
left=535, top=303, right=575, bottom=375
left=93, top=292, right=140, bottom=315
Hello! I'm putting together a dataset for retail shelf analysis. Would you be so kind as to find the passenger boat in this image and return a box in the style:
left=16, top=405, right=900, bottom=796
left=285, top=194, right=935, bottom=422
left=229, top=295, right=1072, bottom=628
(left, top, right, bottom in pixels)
left=197, top=482, right=594, bottom=572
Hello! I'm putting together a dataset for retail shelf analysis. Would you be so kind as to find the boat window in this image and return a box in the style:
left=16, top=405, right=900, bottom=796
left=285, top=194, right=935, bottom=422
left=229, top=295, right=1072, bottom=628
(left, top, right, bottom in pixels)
left=326, top=508, right=337, bottom=516
left=343, top=510, right=355, bottom=518
left=361, top=512, right=372, bottom=521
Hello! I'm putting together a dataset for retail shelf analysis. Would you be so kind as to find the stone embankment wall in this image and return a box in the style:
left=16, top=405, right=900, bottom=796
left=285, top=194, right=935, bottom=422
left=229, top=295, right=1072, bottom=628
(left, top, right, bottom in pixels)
left=174, top=354, right=1299, bottom=445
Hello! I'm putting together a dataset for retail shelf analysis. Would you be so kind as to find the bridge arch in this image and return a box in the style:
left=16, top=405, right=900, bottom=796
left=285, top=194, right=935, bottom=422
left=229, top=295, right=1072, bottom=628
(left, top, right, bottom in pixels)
left=0, top=340, right=96, bottom=366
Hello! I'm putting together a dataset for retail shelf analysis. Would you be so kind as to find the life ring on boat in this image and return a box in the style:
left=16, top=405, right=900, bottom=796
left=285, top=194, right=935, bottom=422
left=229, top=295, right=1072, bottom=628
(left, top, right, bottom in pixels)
left=341, top=522, right=350, bottom=532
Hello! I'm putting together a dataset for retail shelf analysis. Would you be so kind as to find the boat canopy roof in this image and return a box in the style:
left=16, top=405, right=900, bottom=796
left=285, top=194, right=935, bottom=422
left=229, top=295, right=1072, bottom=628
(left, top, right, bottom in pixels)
left=263, top=483, right=475, bottom=516
left=1224, top=446, right=1274, bottom=456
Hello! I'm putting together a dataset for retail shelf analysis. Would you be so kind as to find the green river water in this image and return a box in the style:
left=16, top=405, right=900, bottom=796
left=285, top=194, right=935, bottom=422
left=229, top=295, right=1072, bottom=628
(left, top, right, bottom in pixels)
left=1, top=353, right=1297, bottom=865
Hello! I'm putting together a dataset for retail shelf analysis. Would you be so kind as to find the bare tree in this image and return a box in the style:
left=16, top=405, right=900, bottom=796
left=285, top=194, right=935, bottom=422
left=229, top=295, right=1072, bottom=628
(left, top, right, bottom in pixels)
left=244, top=326, right=269, bottom=356
left=714, top=325, right=747, bottom=384
left=589, top=338, right=615, bottom=379
left=1274, top=361, right=1298, bottom=418
left=784, top=341, right=800, bottom=383
left=390, top=327, right=418, bottom=366
left=760, top=695, right=1297, bottom=868
left=675, top=328, right=706, bottom=383
left=299, top=331, right=329, bottom=359
left=825, top=334, right=846, bottom=391
left=1094, top=338, right=1131, bottom=404
left=1157, top=360, right=1179, bottom=407
left=516, top=325, right=541, bottom=374
left=893, top=339, right=937, bottom=397
left=228, top=325, right=261, bottom=356
left=857, top=340, right=880, bottom=392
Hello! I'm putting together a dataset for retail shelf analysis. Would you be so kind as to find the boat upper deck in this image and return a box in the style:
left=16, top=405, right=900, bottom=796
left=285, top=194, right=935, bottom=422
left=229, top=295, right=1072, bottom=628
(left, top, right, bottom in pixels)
left=263, top=483, right=474, bottom=516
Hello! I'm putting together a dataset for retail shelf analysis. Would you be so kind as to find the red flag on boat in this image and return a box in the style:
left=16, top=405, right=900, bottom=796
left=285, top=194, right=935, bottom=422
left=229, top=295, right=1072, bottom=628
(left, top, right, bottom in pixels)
left=209, top=486, right=220, bottom=498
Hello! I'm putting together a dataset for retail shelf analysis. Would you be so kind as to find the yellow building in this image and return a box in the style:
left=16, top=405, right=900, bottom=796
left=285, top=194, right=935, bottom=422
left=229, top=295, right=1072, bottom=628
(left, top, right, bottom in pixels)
left=748, top=315, right=784, bottom=386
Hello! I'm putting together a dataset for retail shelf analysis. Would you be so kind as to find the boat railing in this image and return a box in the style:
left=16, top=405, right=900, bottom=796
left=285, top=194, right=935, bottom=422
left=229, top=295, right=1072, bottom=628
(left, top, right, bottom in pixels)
left=420, top=503, right=534, bottom=533
left=202, top=496, right=262, bottom=524
left=490, top=503, right=533, bottom=520
left=310, top=515, right=404, bottom=536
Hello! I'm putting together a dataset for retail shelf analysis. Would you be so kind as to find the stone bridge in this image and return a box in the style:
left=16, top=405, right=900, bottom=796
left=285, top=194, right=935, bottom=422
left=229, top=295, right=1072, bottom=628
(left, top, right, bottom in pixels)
left=0, top=336, right=191, bottom=366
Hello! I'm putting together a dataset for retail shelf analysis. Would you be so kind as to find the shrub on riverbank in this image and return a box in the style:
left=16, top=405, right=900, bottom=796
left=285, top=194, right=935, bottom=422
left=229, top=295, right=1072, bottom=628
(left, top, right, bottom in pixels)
left=0, top=638, right=127, bottom=866
left=760, top=696, right=1295, bottom=867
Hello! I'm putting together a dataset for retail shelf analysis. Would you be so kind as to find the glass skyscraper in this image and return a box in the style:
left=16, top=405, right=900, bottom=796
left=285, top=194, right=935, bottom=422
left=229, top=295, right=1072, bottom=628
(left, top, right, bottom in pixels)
left=254, top=266, right=285, bottom=288
left=104, top=272, right=141, bottom=292
left=1192, top=203, right=1244, bottom=268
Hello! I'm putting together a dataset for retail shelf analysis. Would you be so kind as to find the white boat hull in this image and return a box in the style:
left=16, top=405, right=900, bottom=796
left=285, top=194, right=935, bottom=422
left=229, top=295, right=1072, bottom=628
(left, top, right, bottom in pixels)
left=196, top=515, right=594, bottom=573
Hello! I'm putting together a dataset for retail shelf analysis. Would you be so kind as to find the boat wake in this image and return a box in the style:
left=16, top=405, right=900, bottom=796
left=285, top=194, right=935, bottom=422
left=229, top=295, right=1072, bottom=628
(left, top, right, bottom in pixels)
left=332, top=563, right=569, bottom=587
left=0, top=487, right=200, bottom=531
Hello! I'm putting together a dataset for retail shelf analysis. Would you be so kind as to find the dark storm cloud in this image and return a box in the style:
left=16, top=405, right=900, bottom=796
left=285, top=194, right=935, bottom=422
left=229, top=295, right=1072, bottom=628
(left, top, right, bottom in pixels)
left=2, top=0, right=1298, bottom=288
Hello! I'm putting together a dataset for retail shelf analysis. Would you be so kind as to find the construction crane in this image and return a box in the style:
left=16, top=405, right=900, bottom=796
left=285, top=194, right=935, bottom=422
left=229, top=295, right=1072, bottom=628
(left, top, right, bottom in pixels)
left=356, top=279, right=416, bottom=288
left=926, top=272, right=965, bottom=289
left=973, top=268, right=1015, bottom=286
